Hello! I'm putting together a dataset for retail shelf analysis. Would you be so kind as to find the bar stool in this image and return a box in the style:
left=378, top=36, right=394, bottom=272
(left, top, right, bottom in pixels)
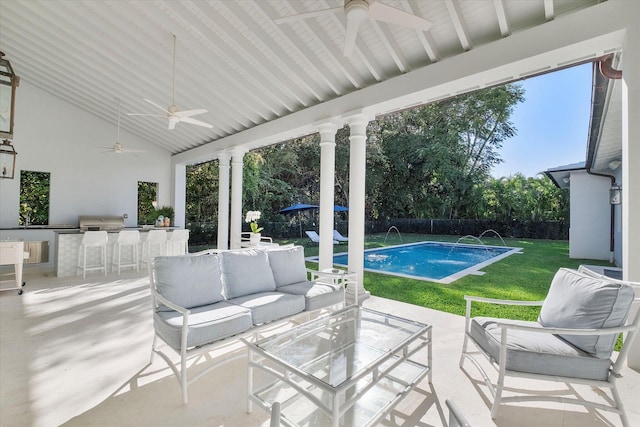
left=77, top=231, right=108, bottom=279
left=167, top=229, right=189, bottom=255
left=142, top=229, right=167, bottom=265
left=112, top=230, right=140, bottom=274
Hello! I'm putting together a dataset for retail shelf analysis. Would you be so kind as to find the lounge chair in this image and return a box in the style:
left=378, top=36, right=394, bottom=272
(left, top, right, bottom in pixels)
left=305, top=230, right=338, bottom=245
left=459, top=267, right=640, bottom=426
left=333, top=230, right=348, bottom=243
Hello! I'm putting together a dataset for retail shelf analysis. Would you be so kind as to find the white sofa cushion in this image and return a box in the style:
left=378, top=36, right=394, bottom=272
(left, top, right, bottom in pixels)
left=267, top=246, right=308, bottom=288
left=220, top=249, right=276, bottom=299
left=154, top=301, right=252, bottom=350
left=538, top=268, right=635, bottom=359
left=154, top=254, right=223, bottom=311
left=228, top=291, right=305, bottom=325
left=278, top=281, right=344, bottom=311
left=470, top=316, right=612, bottom=381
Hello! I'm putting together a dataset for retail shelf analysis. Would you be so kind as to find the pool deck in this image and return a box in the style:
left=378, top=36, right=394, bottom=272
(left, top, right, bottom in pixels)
left=2, top=266, right=638, bottom=427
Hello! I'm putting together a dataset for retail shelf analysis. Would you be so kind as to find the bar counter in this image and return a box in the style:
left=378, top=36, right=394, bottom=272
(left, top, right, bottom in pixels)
left=0, top=227, right=181, bottom=277
left=54, top=228, right=180, bottom=277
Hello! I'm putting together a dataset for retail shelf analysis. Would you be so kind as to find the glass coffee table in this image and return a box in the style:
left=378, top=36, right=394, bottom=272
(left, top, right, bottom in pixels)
left=246, top=306, right=432, bottom=427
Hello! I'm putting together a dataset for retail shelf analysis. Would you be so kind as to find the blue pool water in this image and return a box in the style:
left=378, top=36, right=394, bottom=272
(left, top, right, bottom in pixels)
left=326, top=242, right=520, bottom=283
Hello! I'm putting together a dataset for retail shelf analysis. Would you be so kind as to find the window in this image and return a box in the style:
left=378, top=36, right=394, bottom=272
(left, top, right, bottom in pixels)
left=19, top=170, right=50, bottom=226
left=138, top=181, right=158, bottom=225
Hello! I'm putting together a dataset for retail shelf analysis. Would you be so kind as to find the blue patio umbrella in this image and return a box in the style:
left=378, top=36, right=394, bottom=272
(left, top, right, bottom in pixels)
left=278, top=203, right=319, bottom=213
left=278, top=203, right=319, bottom=237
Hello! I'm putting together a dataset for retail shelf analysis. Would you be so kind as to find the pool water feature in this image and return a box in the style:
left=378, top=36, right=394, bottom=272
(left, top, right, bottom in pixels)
left=317, top=241, right=522, bottom=284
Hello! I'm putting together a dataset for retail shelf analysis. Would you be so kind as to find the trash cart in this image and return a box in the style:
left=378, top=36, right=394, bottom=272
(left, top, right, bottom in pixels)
left=0, top=241, right=27, bottom=295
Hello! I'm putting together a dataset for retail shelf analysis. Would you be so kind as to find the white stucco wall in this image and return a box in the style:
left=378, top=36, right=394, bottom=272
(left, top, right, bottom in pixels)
left=569, top=170, right=612, bottom=261
left=0, top=81, right=172, bottom=229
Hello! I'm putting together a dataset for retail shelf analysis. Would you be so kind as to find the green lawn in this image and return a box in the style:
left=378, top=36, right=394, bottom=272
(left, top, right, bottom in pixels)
left=192, top=233, right=612, bottom=322
left=289, top=233, right=612, bottom=322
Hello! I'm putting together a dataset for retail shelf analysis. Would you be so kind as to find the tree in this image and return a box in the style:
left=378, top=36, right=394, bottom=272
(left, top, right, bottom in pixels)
left=184, top=81, right=571, bottom=239
left=482, top=174, right=568, bottom=221
left=367, top=83, right=525, bottom=219
left=186, top=162, right=219, bottom=222
left=19, top=171, right=50, bottom=225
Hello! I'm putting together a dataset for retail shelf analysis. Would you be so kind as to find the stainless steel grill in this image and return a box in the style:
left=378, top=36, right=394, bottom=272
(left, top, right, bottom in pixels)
left=78, top=215, right=125, bottom=232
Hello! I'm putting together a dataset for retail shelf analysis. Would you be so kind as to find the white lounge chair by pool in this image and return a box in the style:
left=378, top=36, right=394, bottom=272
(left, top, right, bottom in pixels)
left=305, top=230, right=338, bottom=245
left=333, top=230, right=348, bottom=243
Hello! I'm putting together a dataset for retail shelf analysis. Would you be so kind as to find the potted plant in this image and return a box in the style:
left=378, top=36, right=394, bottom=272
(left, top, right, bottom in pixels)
left=245, top=210, right=263, bottom=245
left=155, top=206, right=175, bottom=227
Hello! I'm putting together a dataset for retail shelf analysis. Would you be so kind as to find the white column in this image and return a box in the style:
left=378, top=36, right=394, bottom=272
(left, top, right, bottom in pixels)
left=621, top=18, right=640, bottom=369
left=217, top=151, right=231, bottom=250
left=171, top=162, right=187, bottom=228
left=230, top=147, right=246, bottom=249
left=317, top=119, right=340, bottom=271
left=344, top=112, right=372, bottom=304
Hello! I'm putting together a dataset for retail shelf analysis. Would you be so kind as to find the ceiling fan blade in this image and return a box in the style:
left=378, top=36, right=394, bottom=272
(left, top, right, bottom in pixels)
left=144, top=98, right=169, bottom=113
left=368, top=2, right=432, bottom=31
left=180, top=117, right=214, bottom=128
left=343, top=17, right=362, bottom=57
left=274, top=7, right=341, bottom=24
left=175, top=108, right=207, bottom=118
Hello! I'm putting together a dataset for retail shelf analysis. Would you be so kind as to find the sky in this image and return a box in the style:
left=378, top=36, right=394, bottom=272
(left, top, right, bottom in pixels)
left=491, top=63, right=593, bottom=178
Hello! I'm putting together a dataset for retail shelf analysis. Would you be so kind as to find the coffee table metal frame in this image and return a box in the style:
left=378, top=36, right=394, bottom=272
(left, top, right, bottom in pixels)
left=246, top=305, right=432, bottom=427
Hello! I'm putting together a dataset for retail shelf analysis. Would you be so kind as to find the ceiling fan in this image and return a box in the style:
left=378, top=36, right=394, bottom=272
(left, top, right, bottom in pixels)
left=99, top=100, right=146, bottom=155
left=275, top=0, right=432, bottom=57
left=128, top=34, right=213, bottom=130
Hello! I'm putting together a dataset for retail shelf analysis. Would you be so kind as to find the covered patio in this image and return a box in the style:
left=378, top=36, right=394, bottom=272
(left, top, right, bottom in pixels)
left=1, top=1, right=640, bottom=425
left=1, top=269, right=638, bottom=426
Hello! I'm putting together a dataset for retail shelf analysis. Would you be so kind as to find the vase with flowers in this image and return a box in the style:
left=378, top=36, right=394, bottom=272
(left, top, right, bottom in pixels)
left=245, top=210, right=264, bottom=246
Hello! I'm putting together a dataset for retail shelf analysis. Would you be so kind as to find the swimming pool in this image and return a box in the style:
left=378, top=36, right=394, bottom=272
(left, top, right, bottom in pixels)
left=315, top=242, right=522, bottom=284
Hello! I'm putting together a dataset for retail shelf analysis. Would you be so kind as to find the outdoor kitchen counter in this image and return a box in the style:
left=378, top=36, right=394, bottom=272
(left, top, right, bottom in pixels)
left=54, top=228, right=180, bottom=277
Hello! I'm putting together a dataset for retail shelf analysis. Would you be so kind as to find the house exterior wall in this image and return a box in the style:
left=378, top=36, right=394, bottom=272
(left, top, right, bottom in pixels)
left=569, top=170, right=611, bottom=261
left=0, top=81, right=173, bottom=229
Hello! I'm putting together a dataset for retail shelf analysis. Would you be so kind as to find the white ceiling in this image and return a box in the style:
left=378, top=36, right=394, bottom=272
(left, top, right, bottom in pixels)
left=0, top=0, right=603, bottom=158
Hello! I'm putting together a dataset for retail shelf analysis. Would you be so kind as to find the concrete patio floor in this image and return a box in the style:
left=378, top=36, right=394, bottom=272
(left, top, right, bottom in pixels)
left=1, top=267, right=638, bottom=427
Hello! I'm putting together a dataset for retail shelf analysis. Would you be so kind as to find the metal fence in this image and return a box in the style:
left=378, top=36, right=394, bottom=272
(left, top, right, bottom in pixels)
left=187, top=218, right=568, bottom=246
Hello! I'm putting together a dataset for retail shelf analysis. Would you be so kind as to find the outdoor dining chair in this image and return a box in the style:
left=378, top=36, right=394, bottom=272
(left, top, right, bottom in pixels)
left=459, top=267, right=639, bottom=426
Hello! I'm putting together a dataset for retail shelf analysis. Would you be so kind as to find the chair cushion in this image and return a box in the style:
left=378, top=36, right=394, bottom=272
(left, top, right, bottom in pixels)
left=154, top=301, right=252, bottom=350
left=228, top=292, right=305, bottom=325
left=538, top=268, right=635, bottom=358
left=470, top=317, right=612, bottom=381
left=154, top=254, right=223, bottom=311
left=278, top=281, right=344, bottom=311
left=220, top=250, right=276, bottom=299
left=267, top=246, right=308, bottom=288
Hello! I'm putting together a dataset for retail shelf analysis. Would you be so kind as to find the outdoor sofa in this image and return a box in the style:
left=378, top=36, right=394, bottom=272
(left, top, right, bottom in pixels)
left=149, top=245, right=346, bottom=403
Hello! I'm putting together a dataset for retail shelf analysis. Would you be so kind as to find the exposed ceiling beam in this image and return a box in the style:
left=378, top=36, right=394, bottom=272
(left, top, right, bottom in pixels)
left=403, top=0, right=440, bottom=63
left=281, top=1, right=364, bottom=90
left=370, top=21, right=409, bottom=73
left=493, top=0, right=511, bottom=37
left=174, top=1, right=628, bottom=166
left=445, top=0, right=473, bottom=51
left=544, top=0, right=555, bottom=21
